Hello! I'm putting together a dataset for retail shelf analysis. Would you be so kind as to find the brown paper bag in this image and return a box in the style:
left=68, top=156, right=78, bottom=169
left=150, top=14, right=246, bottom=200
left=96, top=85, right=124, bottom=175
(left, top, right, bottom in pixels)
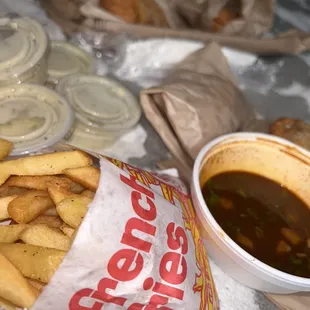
left=79, top=0, right=275, bottom=37
left=140, top=42, right=255, bottom=173
left=47, top=0, right=84, bottom=21
left=42, top=0, right=310, bottom=55
left=177, top=0, right=275, bottom=37
left=80, top=0, right=180, bottom=28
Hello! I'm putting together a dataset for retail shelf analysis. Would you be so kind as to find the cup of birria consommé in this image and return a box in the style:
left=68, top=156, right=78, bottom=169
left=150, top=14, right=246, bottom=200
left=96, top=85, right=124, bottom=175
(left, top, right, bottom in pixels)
left=191, top=132, right=310, bottom=294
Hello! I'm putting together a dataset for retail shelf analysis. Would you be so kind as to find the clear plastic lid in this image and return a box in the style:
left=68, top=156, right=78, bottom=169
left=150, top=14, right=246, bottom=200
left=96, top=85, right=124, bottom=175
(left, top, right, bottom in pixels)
left=56, top=74, right=141, bottom=133
left=47, top=41, right=95, bottom=84
left=67, top=121, right=117, bottom=151
left=0, top=84, right=74, bottom=155
left=0, top=17, right=48, bottom=85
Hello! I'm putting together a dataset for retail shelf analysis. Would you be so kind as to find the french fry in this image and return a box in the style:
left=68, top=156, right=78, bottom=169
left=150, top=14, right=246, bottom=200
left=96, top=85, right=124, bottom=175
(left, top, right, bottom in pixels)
left=8, top=191, right=55, bottom=223
left=29, top=215, right=63, bottom=229
left=0, top=149, right=98, bottom=305
left=0, top=253, right=38, bottom=308
left=21, top=224, right=70, bottom=251
left=0, top=138, right=13, bottom=160
left=60, top=223, right=75, bottom=238
left=0, top=150, right=93, bottom=186
left=6, top=175, right=84, bottom=193
left=44, top=208, right=58, bottom=216
left=28, top=282, right=41, bottom=297
left=0, top=243, right=66, bottom=283
left=27, top=278, right=46, bottom=293
left=0, top=195, right=18, bottom=221
left=81, top=190, right=96, bottom=199
left=0, top=296, right=17, bottom=310
left=0, top=224, right=28, bottom=243
left=63, top=166, right=100, bottom=191
left=0, top=185, right=28, bottom=197
left=57, top=196, right=91, bottom=228
left=47, top=180, right=75, bottom=205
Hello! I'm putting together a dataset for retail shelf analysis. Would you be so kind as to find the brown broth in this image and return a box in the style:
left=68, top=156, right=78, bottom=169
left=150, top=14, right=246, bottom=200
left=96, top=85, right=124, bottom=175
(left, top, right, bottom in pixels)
left=202, top=171, right=310, bottom=278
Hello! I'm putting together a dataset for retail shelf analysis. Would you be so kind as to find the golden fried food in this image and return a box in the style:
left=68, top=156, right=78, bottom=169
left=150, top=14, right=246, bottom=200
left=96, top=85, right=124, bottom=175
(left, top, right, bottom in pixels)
left=6, top=175, right=83, bottom=193
left=27, top=279, right=46, bottom=293
left=0, top=195, right=18, bottom=221
left=63, top=166, right=100, bottom=192
left=56, top=196, right=91, bottom=228
left=8, top=191, right=55, bottom=224
left=0, top=243, right=66, bottom=283
left=21, top=224, right=70, bottom=251
left=81, top=190, right=96, bottom=199
left=100, top=0, right=169, bottom=26
left=0, top=296, right=17, bottom=310
left=0, top=149, right=99, bottom=305
left=270, top=118, right=310, bottom=151
left=100, top=0, right=138, bottom=23
left=60, top=223, right=75, bottom=238
left=0, top=185, right=28, bottom=197
left=47, top=179, right=75, bottom=205
left=0, top=225, right=28, bottom=243
left=43, top=208, right=58, bottom=216
left=211, top=7, right=239, bottom=32
left=29, top=215, right=63, bottom=229
left=29, top=214, right=63, bottom=228
left=0, top=150, right=92, bottom=186
left=0, top=253, right=38, bottom=308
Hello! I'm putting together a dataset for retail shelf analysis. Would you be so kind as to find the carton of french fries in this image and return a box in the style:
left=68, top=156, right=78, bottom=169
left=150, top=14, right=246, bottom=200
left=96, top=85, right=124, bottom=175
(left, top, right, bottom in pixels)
left=0, top=138, right=219, bottom=310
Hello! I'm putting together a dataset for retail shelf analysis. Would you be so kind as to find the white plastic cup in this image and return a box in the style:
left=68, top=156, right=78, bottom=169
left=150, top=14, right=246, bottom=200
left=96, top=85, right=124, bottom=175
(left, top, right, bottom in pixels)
left=56, top=74, right=141, bottom=151
left=0, top=17, right=48, bottom=86
left=47, top=41, right=95, bottom=85
left=0, top=84, right=74, bottom=156
left=191, top=132, right=310, bottom=294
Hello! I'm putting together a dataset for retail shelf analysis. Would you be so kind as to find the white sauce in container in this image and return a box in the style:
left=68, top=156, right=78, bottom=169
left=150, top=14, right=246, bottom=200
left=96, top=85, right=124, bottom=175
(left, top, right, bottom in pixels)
left=0, top=17, right=48, bottom=86
left=0, top=84, right=74, bottom=155
left=47, top=41, right=95, bottom=85
left=56, top=74, right=141, bottom=150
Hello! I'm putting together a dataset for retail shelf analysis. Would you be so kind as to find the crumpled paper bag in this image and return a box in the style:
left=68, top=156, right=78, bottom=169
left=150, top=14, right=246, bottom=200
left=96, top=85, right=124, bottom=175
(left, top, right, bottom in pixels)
left=42, top=0, right=310, bottom=55
left=176, top=0, right=275, bottom=37
left=79, top=0, right=274, bottom=37
left=79, top=0, right=184, bottom=28
left=140, top=41, right=254, bottom=174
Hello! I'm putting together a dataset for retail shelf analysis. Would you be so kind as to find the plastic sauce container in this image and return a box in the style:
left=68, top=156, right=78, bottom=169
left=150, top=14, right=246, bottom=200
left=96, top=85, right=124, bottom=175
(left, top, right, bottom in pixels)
left=56, top=74, right=141, bottom=150
left=0, top=84, right=74, bottom=156
left=47, top=41, right=95, bottom=85
left=0, top=17, right=48, bottom=86
left=192, top=132, right=310, bottom=294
